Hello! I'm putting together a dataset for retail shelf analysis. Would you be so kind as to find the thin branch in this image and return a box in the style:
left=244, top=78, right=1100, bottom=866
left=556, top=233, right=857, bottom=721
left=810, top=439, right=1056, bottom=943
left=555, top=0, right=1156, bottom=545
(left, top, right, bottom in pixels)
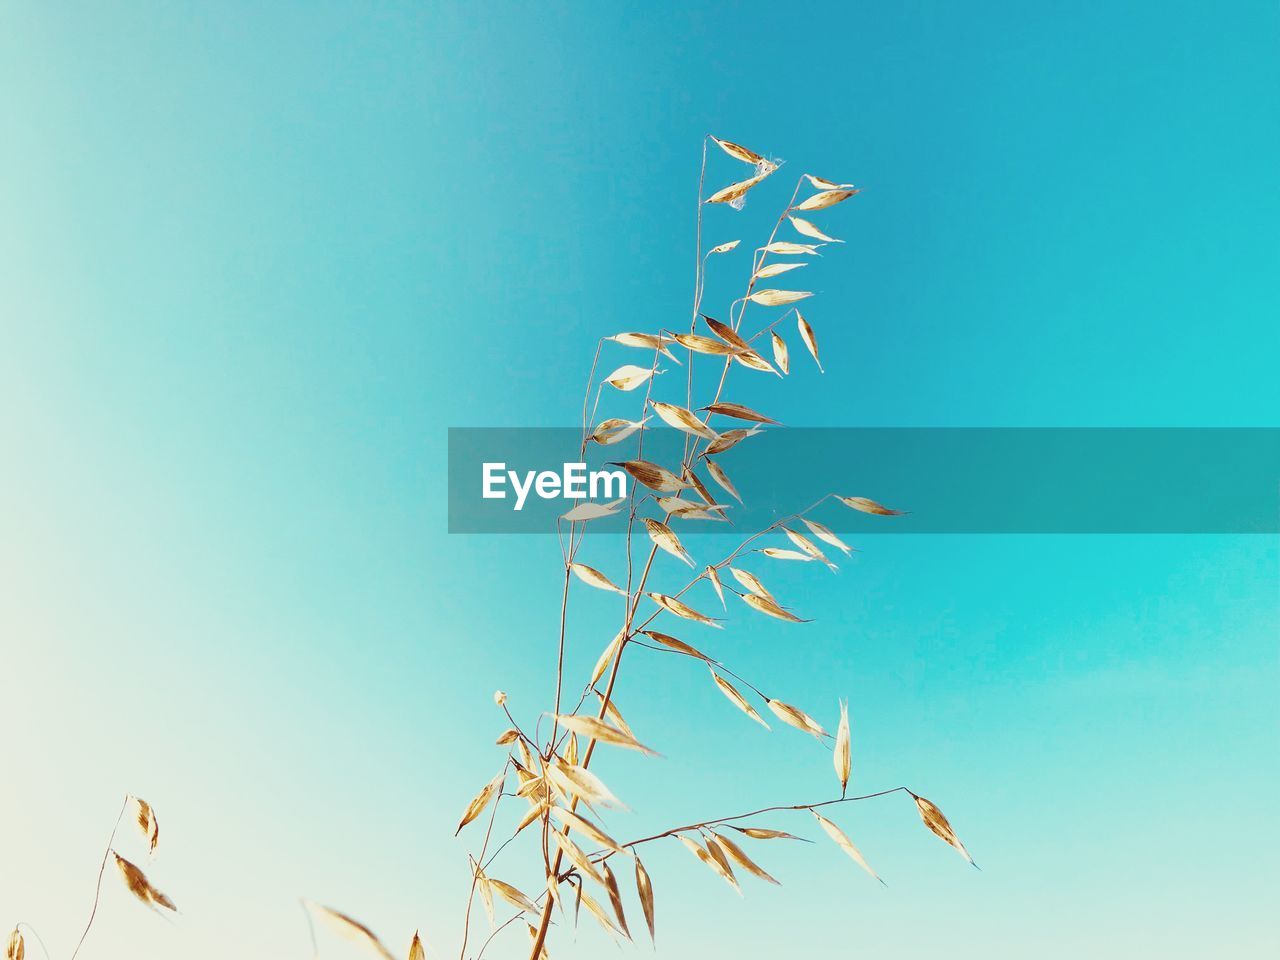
left=70, top=793, right=131, bottom=960
left=473, top=908, right=528, bottom=960
left=598, top=787, right=913, bottom=861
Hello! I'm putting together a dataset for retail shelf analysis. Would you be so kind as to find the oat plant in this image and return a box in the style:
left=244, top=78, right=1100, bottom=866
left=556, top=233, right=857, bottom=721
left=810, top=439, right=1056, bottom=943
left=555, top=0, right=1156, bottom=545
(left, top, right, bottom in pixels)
left=4, top=136, right=973, bottom=960
left=429, top=135, right=974, bottom=960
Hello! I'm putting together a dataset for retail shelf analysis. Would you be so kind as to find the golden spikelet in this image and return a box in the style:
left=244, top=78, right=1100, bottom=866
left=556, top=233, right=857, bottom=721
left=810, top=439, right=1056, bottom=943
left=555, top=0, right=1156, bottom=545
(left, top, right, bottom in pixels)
left=113, top=853, right=177, bottom=912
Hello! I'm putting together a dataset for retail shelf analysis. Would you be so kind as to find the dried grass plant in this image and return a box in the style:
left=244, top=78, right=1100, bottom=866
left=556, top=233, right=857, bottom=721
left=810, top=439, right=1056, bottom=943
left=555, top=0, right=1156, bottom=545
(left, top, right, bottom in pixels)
left=5, top=136, right=972, bottom=960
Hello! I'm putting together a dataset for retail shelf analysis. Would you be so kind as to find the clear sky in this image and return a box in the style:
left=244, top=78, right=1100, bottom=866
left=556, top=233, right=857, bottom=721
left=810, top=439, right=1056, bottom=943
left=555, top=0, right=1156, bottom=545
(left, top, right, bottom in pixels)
left=2, top=2, right=1277, bottom=959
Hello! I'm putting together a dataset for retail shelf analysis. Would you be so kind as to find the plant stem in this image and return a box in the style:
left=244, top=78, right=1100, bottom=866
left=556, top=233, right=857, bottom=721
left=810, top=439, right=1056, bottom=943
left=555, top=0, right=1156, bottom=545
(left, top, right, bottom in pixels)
left=525, top=542, right=658, bottom=960
left=525, top=162, right=825, bottom=960
left=598, top=787, right=913, bottom=862
left=457, top=768, right=508, bottom=960
left=16, top=923, right=53, bottom=960
left=70, top=793, right=130, bottom=960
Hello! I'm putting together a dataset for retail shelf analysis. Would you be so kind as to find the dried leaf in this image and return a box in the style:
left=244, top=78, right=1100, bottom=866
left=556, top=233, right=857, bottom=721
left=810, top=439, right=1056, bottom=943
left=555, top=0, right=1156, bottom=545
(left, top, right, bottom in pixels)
left=711, top=136, right=765, bottom=165
left=596, top=695, right=637, bottom=741
left=706, top=172, right=770, bottom=206
left=562, top=498, right=625, bottom=522
left=912, top=794, right=975, bottom=864
left=797, top=312, right=822, bottom=372
left=709, top=239, right=740, bottom=254
left=789, top=215, right=842, bottom=243
left=640, top=629, right=711, bottom=661
left=709, top=831, right=780, bottom=885
left=643, top=518, right=694, bottom=567
left=114, top=853, right=177, bottom=912
left=546, top=761, right=624, bottom=809
left=496, top=728, right=520, bottom=745
left=634, top=856, right=656, bottom=942
left=731, top=349, right=781, bottom=376
left=307, top=901, right=394, bottom=959
left=658, top=495, right=728, bottom=521
left=555, top=714, right=658, bottom=755
left=706, top=566, right=726, bottom=607
left=761, top=241, right=820, bottom=255
left=489, top=878, right=539, bottom=914
left=681, top=465, right=717, bottom=506
left=603, top=364, right=660, bottom=392
left=766, top=699, right=828, bottom=738
left=553, top=832, right=608, bottom=888
left=840, top=496, right=905, bottom=516
left=835, top=700, right=851, bottom=792
left=455, top=772, right=504, bottom=835
left=133, top=796, right=159, bottom=854
left=650, top=401, right=716, bottom=440
left=760, top=547, right=814, bottom=562
left=771, top=331, right=789, bottom=375
left=671, top=503, right=729, bottom=522
left=408, top=930, right=426, bottom=960
left=591, top=631, right=625, bottom=685
left=578, top=889, right=622, bottom=938
left=550, top=808, right=629, bottom=855
left=702, top=833, right=739, bottom=884
left=6, top=930, right=23, bottom=960
left=801, top=517, right=853, bottom=555
left=600, top=860, right=631, bottom=939
left=754, top=261, right=806, bottom=280
left=704, top=427, right=762, bottom=456
left=516, top=769, right=550, bottom=802
left=678, top=835, right=740, bottom=894
left=704, top=459, right=742, bottom=502
left=701, top=314, right=752, bottom=352
left=795, top=188, right=859, bottom=211
left=803, top=174, right=854, bottom=190
left=741, top=592, right=810, bottom=623
left=608, top=460, right=691, bottom=493
left=607, top=332, right=680, bottom=363
left=701, top=402, right=779, bottom=425
left=647, top=592, right=722, bottom=628
left=709, top=669, right=769, bottom=729
left=517, top=739, right=535, bottom=771
left=784, top=527, right=831, bottom=563
left=812, top=811, right=882, bottom=883
left=728, top=566, right=775, bottom=603
left=570, top=562, right=627, bottom=595
left=590, top=417, right=648, bottom=446
left=749, top=289, right=813, bottom=307
left=672, top=332, right=741, bottom=356
left=731, top=826, right=806, bottom=841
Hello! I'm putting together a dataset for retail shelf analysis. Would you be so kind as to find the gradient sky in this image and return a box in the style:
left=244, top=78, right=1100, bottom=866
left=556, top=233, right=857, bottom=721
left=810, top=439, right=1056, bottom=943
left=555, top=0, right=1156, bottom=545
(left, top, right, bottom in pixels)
left=2, top=2, right=1277, bottom=959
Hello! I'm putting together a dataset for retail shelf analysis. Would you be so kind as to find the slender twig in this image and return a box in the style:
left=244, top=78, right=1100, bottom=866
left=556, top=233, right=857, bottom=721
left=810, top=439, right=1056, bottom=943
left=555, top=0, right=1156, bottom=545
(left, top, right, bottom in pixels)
left=580, top=338, right=605, bottom=446
left=69, top=793, right=131, bottom=960
left=547, top=562, right=573, bottom=752
left=474, top=907, right=529, bottom=960
left=595, top=787, right=913, bottom=863
left=684, top=136, right=711, bottom=464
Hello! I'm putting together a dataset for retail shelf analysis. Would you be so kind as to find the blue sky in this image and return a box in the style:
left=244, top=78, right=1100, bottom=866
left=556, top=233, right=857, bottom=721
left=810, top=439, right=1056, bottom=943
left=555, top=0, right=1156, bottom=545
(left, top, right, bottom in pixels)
left=2, top=2, right=1277, bottom=958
